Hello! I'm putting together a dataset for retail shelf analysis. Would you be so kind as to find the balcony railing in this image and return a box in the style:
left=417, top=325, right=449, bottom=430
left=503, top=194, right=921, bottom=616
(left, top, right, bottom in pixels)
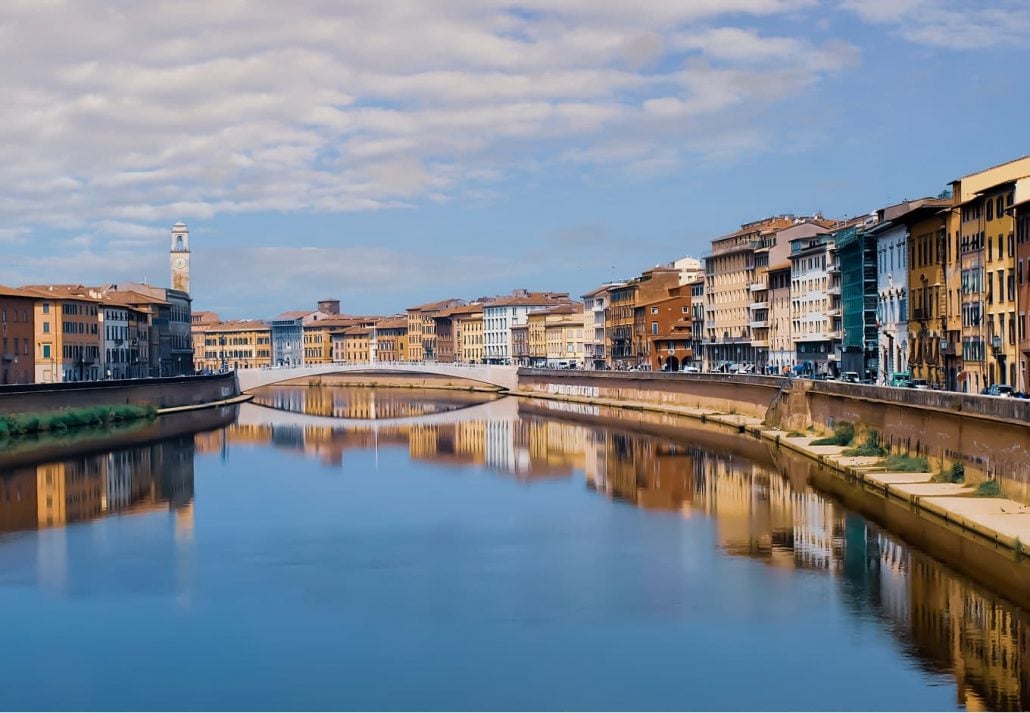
left=749, top=320, right=770, bottom=329
left=748, top=301, right=769, bottom=311
left=749, top=281, right=768, bottom=292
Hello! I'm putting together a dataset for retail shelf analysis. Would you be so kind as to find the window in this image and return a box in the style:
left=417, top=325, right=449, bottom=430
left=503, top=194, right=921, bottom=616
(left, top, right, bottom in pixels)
left=42, top=344, right=50, bottom=358
left=987, top=199, right=994, bottom=222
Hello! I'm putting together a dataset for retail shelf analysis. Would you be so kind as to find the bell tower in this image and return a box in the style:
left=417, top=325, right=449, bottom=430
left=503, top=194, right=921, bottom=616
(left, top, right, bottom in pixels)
left=170, top=221, right=191, bottom=294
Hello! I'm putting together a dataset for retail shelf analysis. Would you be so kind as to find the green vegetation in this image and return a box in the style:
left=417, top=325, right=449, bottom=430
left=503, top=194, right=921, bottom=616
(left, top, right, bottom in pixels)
left=786, top=431, right=805, bottom=438
left=877, top=453, right=930, bottom=472
left=933, top=461, right=965, bottom=484
left=811, top=421, right=855, bottom=447
left=0, top=404, right=156, bottom=441
left=976, top=479, right=1002, bottom=497
left=842, top=430, right=888, bottom=457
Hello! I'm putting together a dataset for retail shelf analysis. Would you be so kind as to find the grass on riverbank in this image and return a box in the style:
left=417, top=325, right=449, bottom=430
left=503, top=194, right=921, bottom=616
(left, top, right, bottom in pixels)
left=0, top=404, right=157, bottom=440
left=811, top=421, right=855, bottom=446
left=876, top=453, right=930, bottom=472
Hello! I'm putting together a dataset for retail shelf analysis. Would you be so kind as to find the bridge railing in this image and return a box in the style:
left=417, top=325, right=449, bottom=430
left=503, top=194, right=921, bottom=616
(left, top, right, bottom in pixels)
left=257, top=361, right=510, bottom=371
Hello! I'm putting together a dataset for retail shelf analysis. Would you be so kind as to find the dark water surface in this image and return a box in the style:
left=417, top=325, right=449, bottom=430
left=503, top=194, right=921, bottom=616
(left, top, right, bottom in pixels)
left=0, top=386, right=1026, bottom=711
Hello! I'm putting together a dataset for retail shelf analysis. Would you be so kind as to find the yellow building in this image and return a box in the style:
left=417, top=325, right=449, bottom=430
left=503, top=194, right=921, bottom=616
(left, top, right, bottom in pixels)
left=23, top=285, right=103, bottom=383
left=406, top=299, right=465, bottom=361
left=194, top=320, right=272, bottom=371
left=303, top=316, right=376, bottom=364
left=372, top=316, right=408, bottom=362
left=950, top=156, right=1030, bottom=391
left=332, top=326, right=373, bottom=362
left=526, top=310, right=548, bottom=366
left=544, top=310, right=585, bottom=368
left=904, top=202, right=953, bottom=387
left=454, top=309, right=484, bottom=364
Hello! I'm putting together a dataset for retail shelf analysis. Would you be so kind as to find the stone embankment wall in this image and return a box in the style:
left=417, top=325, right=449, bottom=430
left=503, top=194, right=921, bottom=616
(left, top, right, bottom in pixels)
left=773, top=380, right=1030, bottom=503
left=0, top=402, right=238, bottom=471
left=518, top=370, right=1030, bottom=503
left=0, top=372, right=240, bottom=415
left=517, top=370, right=786, bottom=420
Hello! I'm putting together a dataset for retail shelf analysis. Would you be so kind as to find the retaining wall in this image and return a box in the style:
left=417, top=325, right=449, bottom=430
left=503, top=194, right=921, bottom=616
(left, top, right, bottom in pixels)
left=517, top=369, right=785, bottom=420
left=0, top=372, right=240, bottom=415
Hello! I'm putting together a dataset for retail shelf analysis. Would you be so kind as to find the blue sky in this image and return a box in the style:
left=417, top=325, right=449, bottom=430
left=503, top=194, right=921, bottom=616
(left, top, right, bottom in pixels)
left=0, top=0, right=1027, bottom=318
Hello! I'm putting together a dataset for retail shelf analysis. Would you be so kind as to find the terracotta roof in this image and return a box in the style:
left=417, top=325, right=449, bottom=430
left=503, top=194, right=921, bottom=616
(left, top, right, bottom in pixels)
left=484, top=294, right=569, bottom=307
left=408, top=298, right=465, bottom=312
left=276, top=309, right=313, bottom=320
left=200, top=320, right=270, bottom=333
left=20, top=285, right=102, bottom=302
left=537, top=302, right=583, bottom=315
left=0, top=284, right=40, bottom=299
left=99, top=289, right=169, bottom=306
left=375, top=317, right=408, bottom=330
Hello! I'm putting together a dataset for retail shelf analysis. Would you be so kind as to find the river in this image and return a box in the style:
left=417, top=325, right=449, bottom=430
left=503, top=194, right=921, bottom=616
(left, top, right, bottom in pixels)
left=0, top=385, right=1026, bottom=711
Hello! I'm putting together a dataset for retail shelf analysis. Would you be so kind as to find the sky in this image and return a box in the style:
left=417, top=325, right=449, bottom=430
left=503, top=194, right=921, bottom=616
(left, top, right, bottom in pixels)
left=1, top=0, right=1028, bottom=319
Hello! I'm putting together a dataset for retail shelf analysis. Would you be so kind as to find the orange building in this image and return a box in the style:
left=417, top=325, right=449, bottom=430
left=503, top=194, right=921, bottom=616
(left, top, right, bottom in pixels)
left=0, top=286, right=37, bottom=384
left=23, top=285, right=102, bottom=383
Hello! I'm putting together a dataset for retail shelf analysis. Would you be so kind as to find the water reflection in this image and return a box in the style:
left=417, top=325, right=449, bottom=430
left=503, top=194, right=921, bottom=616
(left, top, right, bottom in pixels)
left=0, top=436, right=195, bottom=535
left=0, top=387, right=1026, bottom=709
left=251, top=384, right=500, bottom=420
left=229, top=388, right=1030, bottom=711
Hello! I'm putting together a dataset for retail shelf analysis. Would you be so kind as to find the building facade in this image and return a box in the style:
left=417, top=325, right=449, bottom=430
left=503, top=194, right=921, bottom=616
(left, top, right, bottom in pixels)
left=0, top=286, right=36, bottom=385
left=790, top=233, right=839, bottom=376
left=194, top=321, right=271, bottom=372
left=483, top=291, right=569, bottom=365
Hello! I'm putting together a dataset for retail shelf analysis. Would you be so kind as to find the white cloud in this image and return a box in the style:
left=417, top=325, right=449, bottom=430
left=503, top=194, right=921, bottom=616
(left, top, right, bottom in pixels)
left=0, top=0, right=857, bottom=239
left=841, top=0, right=1030, bottom=48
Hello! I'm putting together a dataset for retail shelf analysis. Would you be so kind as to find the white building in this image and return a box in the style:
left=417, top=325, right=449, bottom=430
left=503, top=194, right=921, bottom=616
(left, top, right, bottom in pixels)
left=483, top=290, right=570, bottom=364
left=874, top=222, right=909, bottom=383
left=581, top=284, right=622, bottom=370
left=672, top=256, right=704, bottom=285
left=790, top=233, right=840, bottom=376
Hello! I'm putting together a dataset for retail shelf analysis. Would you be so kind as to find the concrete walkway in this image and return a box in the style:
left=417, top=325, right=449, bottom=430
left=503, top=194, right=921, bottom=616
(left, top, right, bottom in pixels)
left=763, top=428, right=1030, bottom=552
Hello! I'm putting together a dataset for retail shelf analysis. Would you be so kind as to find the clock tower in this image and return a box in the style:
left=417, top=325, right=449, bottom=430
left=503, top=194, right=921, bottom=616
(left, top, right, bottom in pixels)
left=170, top=221, right=191, bottom=294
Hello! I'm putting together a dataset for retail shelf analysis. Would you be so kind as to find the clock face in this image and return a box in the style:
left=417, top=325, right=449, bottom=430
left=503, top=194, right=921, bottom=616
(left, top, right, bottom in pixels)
left=174, top=257, right=187, bottom=269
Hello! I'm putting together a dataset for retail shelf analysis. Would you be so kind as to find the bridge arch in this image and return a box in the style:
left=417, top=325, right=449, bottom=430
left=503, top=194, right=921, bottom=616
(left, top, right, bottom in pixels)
left=236, top=362, right=519, bottom=393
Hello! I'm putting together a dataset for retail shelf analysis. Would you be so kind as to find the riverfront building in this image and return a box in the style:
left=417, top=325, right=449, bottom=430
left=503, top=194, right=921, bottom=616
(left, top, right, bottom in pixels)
left=24, top=285, right=103, bottom=383
left=482, top=290, right=570, bottom=365
left=0, top=286, right=37, bottom=385
left=789, top=232, right=840, bottom=376
left=194, top=320, right=271, bottom=372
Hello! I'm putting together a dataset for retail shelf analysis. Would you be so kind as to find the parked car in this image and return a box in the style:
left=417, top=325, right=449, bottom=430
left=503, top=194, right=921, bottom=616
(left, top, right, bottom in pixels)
left=984, top=384, right=1015, bottom=397
left=842, top=371, right=860, bottom=383
left=681, top=366, right=700, bottom=373
left=909, top=379, right=929, bottom=390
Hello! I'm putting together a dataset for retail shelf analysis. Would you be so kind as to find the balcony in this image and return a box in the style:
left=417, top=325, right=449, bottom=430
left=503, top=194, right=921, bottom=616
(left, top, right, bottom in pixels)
left=827, top=308, right=841, bottom=317
left=828, top=330, right=843, bottom=339
left=749, top=320, right=769, bottom=329
left=749, top=281, right=768, bottom=292
left=751, top=339, right=770, bottom=348
left=749, top=301, right=769, bottom=311
left=827, top=264, right=840, bottom=274
left=827, top=285, right=841, bottom=296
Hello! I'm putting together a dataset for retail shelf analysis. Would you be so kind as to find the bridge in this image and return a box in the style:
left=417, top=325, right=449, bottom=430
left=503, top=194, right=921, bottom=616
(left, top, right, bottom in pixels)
left=236, top=361, right=519, bottom=393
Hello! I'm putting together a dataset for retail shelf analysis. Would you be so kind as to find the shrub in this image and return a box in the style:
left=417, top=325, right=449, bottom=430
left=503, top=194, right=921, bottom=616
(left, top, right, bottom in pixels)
left=843, top=430, right=888, bottom=457
left=936, top=461, right=965, bottom=484
left=878, top=453, right=930, bottom=472
left=812, top=421, right=856, bottom=447
left=787, top=431, right=805, bottom=438
left=0, top=404, right=156, bottom=442
left=976, top=479, right=1002, bottom=497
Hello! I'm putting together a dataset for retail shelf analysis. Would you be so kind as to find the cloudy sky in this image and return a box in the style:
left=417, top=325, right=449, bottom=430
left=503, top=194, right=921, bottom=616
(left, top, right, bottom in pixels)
left=1, top=0, right=1027, bottom=318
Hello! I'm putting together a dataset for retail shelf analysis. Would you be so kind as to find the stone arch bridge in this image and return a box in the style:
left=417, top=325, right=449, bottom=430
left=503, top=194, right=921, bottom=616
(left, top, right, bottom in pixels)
left=236, top=362, right=519, bottom=393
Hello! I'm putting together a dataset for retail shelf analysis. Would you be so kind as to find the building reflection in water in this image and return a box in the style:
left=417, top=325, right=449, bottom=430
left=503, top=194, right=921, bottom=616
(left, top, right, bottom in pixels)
left=251, top=385, right=500, bottom=420
left=0, top=436, right=196, bottom=536
left=227, top=388, right=1028, bottom=711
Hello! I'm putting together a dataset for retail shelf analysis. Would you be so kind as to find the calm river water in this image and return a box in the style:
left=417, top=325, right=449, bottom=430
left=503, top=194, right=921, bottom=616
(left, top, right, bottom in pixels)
left=0, top=385, right=1026, bottom=711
